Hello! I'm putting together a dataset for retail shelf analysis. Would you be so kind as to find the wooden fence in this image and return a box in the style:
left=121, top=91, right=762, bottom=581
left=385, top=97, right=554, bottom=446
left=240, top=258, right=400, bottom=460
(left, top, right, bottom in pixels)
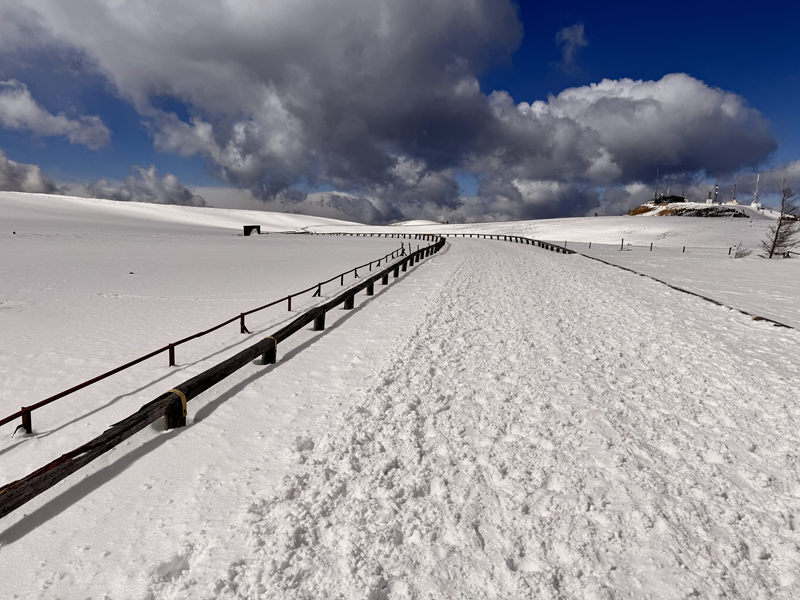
left=324, top=231, right=574, bottom=254
left=0, top=240, right=413, bottom=436
left=0, top=236, right=445, bottom=520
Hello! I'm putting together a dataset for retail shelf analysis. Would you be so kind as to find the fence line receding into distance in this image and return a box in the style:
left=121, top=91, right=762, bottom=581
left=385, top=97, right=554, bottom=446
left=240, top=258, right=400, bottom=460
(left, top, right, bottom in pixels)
left=0, top=234, right=442, bottom=436
left=0, top=235, right=449, bottom=520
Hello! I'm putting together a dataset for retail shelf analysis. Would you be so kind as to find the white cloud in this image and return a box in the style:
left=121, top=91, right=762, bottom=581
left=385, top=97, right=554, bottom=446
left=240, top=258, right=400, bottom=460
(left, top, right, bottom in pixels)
left=555, top=23, right=588, bottom=71
left=87, top=166, right=206, bottom=206
left=0, top=80, right=110, bottom=149
left=481, top=74, right=776, bottom=187
left=6, top=2, right=779, bottom=222
left=0, top=148, right=58, bottom=193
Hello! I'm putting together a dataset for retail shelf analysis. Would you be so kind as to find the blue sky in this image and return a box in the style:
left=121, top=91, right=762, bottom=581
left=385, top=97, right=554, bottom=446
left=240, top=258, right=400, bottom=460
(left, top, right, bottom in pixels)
left=491, top=0, right=800, bottom=158
left=1, top=0, right=798, bottom=222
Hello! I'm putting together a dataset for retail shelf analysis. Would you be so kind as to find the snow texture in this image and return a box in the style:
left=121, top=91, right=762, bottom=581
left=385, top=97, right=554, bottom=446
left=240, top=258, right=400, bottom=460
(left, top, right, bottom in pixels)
left=195, top=242, right=800, bottom=600
left=1, top=193, right=799, bottom=599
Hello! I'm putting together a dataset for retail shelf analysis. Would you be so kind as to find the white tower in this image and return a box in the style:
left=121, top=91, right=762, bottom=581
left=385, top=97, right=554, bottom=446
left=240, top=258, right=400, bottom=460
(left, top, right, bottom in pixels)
left=751, top=173, right=762, bottom=209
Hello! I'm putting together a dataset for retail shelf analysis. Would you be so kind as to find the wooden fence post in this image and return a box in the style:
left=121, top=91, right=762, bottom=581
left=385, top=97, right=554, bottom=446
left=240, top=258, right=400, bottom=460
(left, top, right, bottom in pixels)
left=402, top=259, right=408, bottom=271
left=168, top=344, right=175, bottom=367
left=21, top=409, right=32, bottom=434
left=262, top=339, right=277, bottom=365
left=366, top=281, right=374, bottom=296
left=393, top=265, right=400, bottom=278
left=344, top=295, right=355, bottom=310
left=313, top=310, right=326, bottom=331
left=381, top=273, right=389, bottom=285
left=164, top=392, right=186, bottom=430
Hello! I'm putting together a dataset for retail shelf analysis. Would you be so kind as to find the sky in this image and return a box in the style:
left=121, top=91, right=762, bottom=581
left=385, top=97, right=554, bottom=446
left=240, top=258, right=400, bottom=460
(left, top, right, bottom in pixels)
left=0, top=0, right=799, bottom=223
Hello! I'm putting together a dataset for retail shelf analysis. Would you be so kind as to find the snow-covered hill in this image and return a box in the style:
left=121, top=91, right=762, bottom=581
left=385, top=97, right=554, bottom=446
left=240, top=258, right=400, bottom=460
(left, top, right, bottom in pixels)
left=1, top=192, right=799, bottom=599
left=1, top=191, right=359, bottom=234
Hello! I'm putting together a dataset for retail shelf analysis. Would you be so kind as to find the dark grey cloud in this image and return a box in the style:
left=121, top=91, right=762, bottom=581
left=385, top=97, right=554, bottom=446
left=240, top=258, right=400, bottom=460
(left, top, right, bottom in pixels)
left=5, top=2, right=780, bottom=222
left=0, top=148, right=58, bottom=193
left=88, top=166, right=206, bottom=206
left=755, top=161, right=800, bottom=195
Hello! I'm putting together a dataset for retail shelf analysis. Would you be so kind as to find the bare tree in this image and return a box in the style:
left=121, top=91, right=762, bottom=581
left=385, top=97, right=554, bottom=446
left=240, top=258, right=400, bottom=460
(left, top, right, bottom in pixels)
left=760, top=180, right=800, bottom=258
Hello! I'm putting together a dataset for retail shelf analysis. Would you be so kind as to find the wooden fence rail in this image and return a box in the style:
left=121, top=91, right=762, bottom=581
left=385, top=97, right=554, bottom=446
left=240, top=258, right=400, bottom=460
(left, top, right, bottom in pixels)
left=0, top=237, right=446, bottom=520
left=0, top=239, right=413, bottom=435
left=323, top=231, right=574, bottom=254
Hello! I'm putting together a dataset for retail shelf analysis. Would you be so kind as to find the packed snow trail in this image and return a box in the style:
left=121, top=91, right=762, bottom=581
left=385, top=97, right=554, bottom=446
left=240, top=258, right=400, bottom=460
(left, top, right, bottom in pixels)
left=198, top=240, right=800, bottom=599
left=3, top=239, right=798, bottom=599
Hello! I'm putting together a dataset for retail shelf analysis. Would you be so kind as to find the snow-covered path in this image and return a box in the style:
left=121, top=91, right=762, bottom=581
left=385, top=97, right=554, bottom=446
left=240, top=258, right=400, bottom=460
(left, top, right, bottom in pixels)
left=207, top=241, right=800, bottom=599
left=3, top=239, right=799, bottom=599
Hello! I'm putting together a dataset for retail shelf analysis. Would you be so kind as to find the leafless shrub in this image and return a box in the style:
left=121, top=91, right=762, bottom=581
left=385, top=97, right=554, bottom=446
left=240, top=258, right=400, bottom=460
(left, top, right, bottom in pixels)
left=732, top=242, right=752, bottom=258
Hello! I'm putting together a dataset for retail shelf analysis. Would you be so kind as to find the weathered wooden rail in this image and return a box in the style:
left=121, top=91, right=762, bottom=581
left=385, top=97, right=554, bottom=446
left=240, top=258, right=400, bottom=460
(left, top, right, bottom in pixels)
left=1, top=239, right=411, bottom=435
left=0, top=237, right=445, bottom=520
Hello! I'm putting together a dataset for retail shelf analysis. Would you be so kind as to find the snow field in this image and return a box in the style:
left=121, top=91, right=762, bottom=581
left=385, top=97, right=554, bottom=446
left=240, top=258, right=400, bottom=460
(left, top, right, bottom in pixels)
left=2, top=193, right=800, bottom=599
left=0, top=192, right=356, bottom=235
left=319, top=212, right=800, bottom=330
left=0, top=246, right=450, bottom=600
left=0, top=231, right=401, bottom=484
left=576, top=243, right=800, bottom=330
left=143, top=241, right=800, bottom=599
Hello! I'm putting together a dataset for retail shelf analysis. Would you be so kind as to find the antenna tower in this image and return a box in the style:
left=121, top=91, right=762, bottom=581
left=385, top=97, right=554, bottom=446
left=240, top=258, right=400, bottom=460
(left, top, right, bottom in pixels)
left=653, top=168, right=660, bottom=201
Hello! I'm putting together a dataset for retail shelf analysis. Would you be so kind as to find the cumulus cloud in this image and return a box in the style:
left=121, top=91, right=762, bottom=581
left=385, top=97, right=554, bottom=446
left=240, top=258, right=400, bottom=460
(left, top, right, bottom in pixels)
left=87, top=166, right=206, bottom=206
left=0, top=80, right=110, bottom=149
left=483, top=74, right=776, bottom=185
left=555, top=23, right=588, bottom=71
left=8, top=1, right=779, bottom=222
left=0, top=148, right=58, bottom=193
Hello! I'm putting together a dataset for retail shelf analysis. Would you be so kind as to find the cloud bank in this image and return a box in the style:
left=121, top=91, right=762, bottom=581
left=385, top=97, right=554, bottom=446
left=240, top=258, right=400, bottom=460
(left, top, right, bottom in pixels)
left=0, top=80, right=110, bottom=149
left=0, top=148, right=57, bottom=193
left=4, top=1, right=780, bottom=222
left=88, top=166, right=206, bottom=206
